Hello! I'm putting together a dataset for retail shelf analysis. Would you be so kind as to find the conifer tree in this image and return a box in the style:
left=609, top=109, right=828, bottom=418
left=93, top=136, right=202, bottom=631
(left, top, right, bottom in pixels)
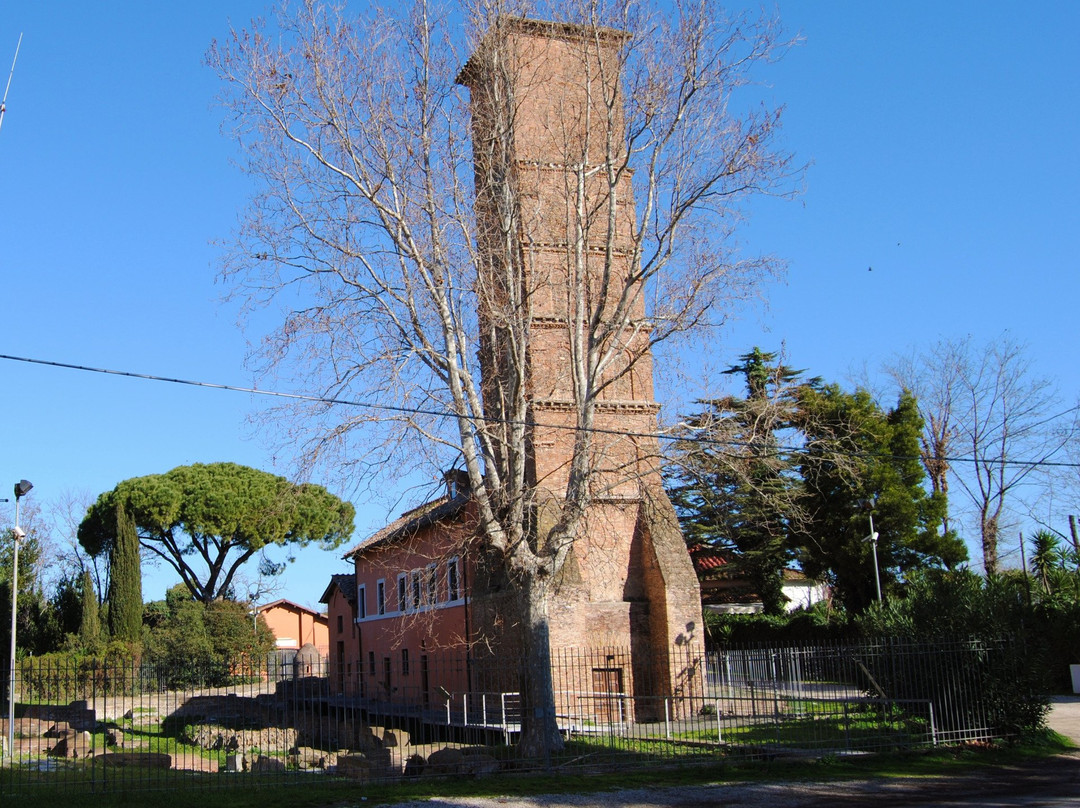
left=107, top=502, right=143, bottom=644
left=667, top=348, right=809, bottom=613
left=791, top=386, right=967, bottom=612
left=77, top=570, right=101, bottom=648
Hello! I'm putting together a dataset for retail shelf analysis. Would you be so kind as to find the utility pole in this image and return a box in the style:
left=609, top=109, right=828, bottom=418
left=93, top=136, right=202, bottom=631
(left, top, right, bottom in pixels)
left=0, top=34, right=23, bottom=136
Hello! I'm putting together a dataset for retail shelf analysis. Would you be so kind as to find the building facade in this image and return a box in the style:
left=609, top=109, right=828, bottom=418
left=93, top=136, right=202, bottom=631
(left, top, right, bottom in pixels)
left=254, top=599, right=330, bottom=657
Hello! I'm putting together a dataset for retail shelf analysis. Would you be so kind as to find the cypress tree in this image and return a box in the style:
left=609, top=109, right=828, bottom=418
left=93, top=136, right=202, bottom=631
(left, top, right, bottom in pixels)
left=77, top=570, right=101, bottom=648
left=108, top=502, right=143, bottom=644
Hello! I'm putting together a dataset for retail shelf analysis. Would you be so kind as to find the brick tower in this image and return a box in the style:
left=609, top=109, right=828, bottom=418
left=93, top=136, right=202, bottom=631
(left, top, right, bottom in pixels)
left=460, top=18, right=702, bottom=708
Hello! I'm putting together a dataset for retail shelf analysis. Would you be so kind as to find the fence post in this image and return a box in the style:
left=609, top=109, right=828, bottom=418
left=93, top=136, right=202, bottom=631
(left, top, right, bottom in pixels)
left=500, top=692, right=509, bottom=746
left=928, top=701, right=937, bottom=746
left=665, top=698, right=671, bottom=740
left=843, top=701, right=851, bottom=751
left=91, top=658, right=98, bottom=793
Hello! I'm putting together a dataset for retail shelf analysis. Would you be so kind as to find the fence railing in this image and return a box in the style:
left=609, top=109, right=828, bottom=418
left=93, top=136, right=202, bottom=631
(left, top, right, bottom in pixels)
left=0, top=637, right=1029, bottom=795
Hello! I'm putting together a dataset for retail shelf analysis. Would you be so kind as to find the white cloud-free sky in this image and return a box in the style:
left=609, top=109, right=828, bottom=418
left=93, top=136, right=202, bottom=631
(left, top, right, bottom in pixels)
left=2, top=1, right=1077, bottom=607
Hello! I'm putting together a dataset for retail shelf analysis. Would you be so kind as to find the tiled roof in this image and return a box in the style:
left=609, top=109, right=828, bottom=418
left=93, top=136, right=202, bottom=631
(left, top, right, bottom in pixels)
left=254, top=598, right=327, bottom=619
left=343, top=492, right=470, bottom=559
left=688, top=544, right=728, bottom=573
left=319, top=573, right=357, bottom=604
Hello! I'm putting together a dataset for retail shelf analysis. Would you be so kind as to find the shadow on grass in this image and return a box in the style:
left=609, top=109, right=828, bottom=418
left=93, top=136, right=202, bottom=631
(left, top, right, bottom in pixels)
left=2, top=730, right=1072, bottom=808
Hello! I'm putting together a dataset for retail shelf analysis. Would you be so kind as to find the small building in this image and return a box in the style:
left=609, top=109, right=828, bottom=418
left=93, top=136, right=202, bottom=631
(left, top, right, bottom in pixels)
left=254, top=599, right=330, bottom=657
left=693, top=551, right=829, bottom=615
left=319, top=574, right=360, bottom=695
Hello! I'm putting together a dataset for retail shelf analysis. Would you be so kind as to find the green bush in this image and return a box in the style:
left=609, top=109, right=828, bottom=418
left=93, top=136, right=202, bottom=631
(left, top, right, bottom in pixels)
left=142, top=585, right=274, bottom=688
left=19, top=641, right=141, bottom=702
left=705, top=601, right=858, bottom=647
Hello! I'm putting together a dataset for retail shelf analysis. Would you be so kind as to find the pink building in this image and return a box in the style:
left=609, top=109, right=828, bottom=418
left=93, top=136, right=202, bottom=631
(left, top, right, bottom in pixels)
left=254, top=599, right=330, bottom=657
left=322, top=477, right=477, bottom=702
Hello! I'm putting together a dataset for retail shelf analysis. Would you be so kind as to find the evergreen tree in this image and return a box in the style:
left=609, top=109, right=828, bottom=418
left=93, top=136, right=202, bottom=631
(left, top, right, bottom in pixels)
left=49, top=575, right=84, bottom=639
left=143, top=584, right=275, bottom=687
left=78, top=570, right=101, bottom=648
left=80, top=463, right=354, bottom=604
left=791, top=386, right=967, bottom=613
left=667, top=348, right=810, bottom=613
left=0, top=521, right=57, bottom=657
left=107, top=502, right=143, bottom=644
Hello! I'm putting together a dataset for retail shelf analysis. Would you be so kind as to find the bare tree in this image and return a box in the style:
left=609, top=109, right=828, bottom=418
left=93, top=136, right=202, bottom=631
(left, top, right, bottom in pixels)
left=889, top=334, right=1075, bottom=575
left=44, top=488, right=103, bottom=598
left=209, top=0, right=795, bottom=752
left=887, top=340, right=966, bottom=538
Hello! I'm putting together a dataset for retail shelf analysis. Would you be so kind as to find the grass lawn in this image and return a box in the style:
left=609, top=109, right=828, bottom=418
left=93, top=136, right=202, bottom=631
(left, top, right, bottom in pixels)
left=2, top=730, right=1072, bottom=808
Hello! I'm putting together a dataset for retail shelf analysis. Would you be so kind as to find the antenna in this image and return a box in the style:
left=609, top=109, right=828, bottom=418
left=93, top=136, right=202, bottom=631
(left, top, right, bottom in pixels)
left=0, top=33, right=24, bottom=136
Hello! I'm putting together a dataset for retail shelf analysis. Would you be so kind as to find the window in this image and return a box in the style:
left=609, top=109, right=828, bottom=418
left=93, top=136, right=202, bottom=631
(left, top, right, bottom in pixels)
left=402, top=648, right=410, bottom=676
left=397, top=575, right=407, bottom=613
left=368, top=651, right=376, bottom=676
left=336, top=615, right=344, bottom=634
left=447, top=557, right=460, bottom=602
left=376, top=580, right=386, bottom=615
left=410, top=571, right=422, bottom=610
left=357, top=585, right=367, bottom=619
left=427, top=564, right=438, bottom=605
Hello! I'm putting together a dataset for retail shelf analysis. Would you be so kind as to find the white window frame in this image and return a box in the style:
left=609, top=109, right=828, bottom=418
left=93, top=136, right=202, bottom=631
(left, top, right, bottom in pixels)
left=426, top=563, right=438, bottom=605
left=376, top=579, right=386, bottom=615
left=357, top=585, right=367, bottom=620
left=410, top=570, right=422, bottom=611
left=447, top=556, right=461, bottom=602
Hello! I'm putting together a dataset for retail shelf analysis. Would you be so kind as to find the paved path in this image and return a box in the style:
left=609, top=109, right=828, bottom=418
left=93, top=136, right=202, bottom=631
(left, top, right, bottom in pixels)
left=1049, top=695, right=1080, bottom=745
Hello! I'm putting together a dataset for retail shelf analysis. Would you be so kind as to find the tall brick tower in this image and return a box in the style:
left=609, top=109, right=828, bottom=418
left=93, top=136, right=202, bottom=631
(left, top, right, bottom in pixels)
left=460, top=18, right=702, bottom=707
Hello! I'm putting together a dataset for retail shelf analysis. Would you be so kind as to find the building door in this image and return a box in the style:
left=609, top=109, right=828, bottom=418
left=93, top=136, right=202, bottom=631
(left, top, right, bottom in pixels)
left=592, top=667, right=624, bottom=724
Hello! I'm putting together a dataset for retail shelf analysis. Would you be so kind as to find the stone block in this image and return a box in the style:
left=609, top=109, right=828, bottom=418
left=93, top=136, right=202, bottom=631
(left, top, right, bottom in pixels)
left=336, top=753, right=372, bottom=781
left=250, top=754, right=285, bottom=772
left=424, top=747, right=464, bottom=775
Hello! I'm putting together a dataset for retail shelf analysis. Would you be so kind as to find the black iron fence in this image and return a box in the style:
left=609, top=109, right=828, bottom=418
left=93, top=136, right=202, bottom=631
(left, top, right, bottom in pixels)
left=0, top=636, right=1035, bottom=796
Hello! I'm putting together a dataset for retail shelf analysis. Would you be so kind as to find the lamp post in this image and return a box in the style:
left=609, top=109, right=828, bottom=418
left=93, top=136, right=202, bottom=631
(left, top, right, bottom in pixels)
left=6, top=478, right=32, bottom=759
left=867, top=512, right=882, bottom=603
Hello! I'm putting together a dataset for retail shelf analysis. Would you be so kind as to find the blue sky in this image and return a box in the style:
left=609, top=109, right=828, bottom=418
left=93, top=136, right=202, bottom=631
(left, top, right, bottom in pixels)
left=1, top=2, right=1077, bottom=608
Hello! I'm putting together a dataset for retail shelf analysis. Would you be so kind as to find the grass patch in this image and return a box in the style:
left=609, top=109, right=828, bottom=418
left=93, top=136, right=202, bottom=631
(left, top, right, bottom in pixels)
left=1, top=731, right=1072, bottom=808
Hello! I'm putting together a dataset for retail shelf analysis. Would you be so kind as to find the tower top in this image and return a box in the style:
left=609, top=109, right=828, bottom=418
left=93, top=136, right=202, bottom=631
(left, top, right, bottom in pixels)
left=457, top=17, right=629, bottom=88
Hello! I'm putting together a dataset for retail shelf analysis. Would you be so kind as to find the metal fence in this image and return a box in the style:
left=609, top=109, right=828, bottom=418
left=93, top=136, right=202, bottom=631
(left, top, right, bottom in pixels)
left=0, top=637, right=1029, bottom=796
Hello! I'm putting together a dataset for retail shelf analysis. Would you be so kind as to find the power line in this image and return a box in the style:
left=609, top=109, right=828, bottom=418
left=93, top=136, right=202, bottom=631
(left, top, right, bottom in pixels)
left=2, top=352, right=1078, bottom=470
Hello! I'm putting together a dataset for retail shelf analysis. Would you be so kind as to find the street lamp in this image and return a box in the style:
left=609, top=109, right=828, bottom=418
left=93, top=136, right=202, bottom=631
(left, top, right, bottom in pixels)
left=6, top=478, right=32, bottom=759
left=866, top=512, right=882, bottom=603
left=859, top=498, right=882, bottom=603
